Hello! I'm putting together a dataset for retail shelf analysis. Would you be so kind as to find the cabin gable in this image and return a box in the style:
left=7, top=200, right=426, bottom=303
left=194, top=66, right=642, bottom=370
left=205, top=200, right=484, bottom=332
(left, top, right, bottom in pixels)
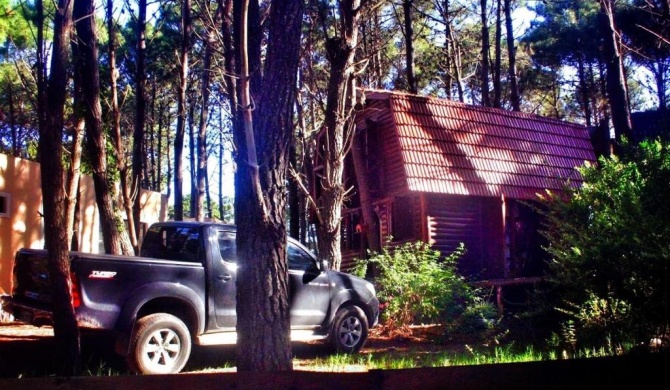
left=341, top=90, right=596, bottom=284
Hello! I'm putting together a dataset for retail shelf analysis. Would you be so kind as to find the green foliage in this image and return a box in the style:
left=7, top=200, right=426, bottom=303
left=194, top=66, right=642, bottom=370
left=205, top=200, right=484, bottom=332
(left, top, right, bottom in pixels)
left=167, top=194, right=234, bottom=223
left=538, top=139, right=670, bottom=351
left=352, top=240, right=495, bottom=337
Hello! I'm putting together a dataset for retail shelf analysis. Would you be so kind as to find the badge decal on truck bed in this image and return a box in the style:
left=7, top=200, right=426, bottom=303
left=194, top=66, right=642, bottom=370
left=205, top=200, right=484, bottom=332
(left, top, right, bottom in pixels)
left=89, top=270, right=117, bottom=279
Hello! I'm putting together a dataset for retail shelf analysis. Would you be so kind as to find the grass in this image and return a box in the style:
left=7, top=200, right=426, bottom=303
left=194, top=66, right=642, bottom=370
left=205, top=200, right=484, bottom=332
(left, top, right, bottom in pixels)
left=293, top=346, right=545, bottom=372
left=11, top=343, right=623, bottom=377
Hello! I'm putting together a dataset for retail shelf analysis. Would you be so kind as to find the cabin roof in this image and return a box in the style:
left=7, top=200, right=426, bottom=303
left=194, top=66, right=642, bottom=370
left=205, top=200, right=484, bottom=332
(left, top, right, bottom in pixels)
left=358, top=90, right=596, bottom=200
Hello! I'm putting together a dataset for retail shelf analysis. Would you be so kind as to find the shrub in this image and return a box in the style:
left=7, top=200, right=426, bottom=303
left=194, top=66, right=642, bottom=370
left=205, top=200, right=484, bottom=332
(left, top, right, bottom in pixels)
left=538, top=139, right=670, bottom=351
left=352, top=240, right=496, bottom=338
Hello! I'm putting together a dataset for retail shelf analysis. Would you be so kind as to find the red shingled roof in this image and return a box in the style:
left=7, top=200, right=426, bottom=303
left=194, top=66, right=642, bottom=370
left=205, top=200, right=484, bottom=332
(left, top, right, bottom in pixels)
left=362, top=90, right=596, bottom=200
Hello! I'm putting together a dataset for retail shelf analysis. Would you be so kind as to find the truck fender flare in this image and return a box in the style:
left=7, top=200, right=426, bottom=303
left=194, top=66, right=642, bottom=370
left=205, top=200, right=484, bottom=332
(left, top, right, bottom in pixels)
left=115, top=282, right=205, bottom=337
left=326, top=289, right=366, bottom=326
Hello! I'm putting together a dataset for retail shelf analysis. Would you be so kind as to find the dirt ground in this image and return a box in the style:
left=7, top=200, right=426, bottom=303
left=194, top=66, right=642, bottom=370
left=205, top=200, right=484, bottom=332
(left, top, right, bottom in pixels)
left=0, top=322, right=463, bottom=377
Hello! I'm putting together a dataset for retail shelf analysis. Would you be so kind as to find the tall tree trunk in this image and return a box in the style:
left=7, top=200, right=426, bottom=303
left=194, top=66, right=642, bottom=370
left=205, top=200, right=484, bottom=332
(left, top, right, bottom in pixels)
left=218, top=108, right=225, bottom=221
left=188, top=102, right=197, bottom=217
left=132, top=0, right=147, bottom=251
left=403, top=0, right=417, bottom=94
left=480, top=0, right=491, bottom=106
left=157, top=100, right=164, bottom=189
left=577, top=56, right=593, bottom=126
left=232, top=0, right=303, bottom=372
left=599, top=0, right=633, bottom=146
left=440, top=0, right=453, bottom=99
left=107, top=0, right=138, bottom=249
left=493, top=0, right=502, bottom=108
left=6, top=82, right=19, bottom=156
left=196, top=8, right=216, bottom=221
left=351, top=129, right=381, bottom=258
left=149, top=81, right=157, bottom=190
left=68, top=35, right=84, bottom=251
left=314, top=0, right=364, bottom=271
left=74, top=0, right=134, bottom=255
left=37, top=0, right=81, bottom=375
left=174, top=0, right=191, bottom=221
left=65, top=117, right=83, bottom=249
left=504, top=0, right=520, bottom=111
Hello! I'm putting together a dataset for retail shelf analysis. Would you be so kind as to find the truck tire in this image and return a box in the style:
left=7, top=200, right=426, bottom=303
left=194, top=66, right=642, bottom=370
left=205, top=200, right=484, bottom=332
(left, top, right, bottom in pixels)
left=126, top=313, right=192, bottom=374
left=329, top=305, right=369, bottom=353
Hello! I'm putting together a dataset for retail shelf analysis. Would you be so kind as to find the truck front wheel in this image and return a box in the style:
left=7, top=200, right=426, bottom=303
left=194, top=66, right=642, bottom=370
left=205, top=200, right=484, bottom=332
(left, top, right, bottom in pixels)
left=126, top=313, right=192, bottom=374
left=329, top=305, right=369, bottom=353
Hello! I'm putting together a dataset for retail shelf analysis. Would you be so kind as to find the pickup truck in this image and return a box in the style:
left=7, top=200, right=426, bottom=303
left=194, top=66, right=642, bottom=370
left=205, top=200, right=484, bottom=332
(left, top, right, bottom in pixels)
left=1, top=221, right=379, bottom=374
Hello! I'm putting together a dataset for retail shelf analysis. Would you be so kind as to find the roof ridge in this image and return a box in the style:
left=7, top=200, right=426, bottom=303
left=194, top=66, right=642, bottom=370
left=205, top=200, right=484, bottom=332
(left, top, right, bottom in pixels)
left=361, top=88, right=587, bottom=128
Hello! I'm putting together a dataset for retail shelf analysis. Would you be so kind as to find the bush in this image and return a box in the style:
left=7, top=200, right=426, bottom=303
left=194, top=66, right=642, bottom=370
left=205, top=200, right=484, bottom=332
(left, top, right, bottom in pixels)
left=352, top=240, right=496, bottom=338
left=538, top=139, right=670, bottom=352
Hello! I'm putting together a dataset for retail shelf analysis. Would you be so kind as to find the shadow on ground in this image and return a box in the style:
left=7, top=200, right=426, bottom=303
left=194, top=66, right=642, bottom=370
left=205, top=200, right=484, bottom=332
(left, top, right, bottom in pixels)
left=0, top=322, right=335, bottom=377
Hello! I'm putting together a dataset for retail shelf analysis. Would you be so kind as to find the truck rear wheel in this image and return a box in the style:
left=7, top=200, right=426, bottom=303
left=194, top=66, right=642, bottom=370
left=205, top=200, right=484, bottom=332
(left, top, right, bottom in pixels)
left=126, top=313, right=192, bottom=374
left=329, top=305, right=369, bottom=353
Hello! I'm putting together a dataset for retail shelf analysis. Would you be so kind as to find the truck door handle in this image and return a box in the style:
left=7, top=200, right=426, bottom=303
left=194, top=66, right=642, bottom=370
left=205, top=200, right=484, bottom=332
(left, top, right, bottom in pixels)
left=218, top=274, right=232, bottom=281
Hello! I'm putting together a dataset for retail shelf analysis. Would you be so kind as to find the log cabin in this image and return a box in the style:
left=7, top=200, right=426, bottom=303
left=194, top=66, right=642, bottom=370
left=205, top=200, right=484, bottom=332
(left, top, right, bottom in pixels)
left=323, top=90, right=596, bottom=312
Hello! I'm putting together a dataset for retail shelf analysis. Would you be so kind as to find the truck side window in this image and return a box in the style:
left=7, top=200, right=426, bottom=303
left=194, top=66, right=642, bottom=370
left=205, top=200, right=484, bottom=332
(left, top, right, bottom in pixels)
left=218, top=231, right=237, bottom=263
left=288, top=244, right=316, bottom=271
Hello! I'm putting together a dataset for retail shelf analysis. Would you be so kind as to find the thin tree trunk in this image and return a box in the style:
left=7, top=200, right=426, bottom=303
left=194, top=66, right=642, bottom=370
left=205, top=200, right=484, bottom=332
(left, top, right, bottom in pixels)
left=75, top=0, right=134, bottom=255
left=493, top=0, right=502, bottom=108
left=149, top=81, right=157, bottom=190
left=599, top=0, right=633, bottom=145
left=7, top=82, right=19, bottom=156
left=403, top=0, right=417, bottom=94
left=71, top=183, right=81, bottom=251
left=132, top=0, right=148, bottom=249
left=173, top=0, right=191, bottom=221
left=351, top=129, right=381, bottom=257
left=480, top=0, right=491, bottom=106
left=67, top=33, right=84, bottom=250
left=450, top=28, right=465, bottom=102
left=107, top=0, right=138, bottom=249
left=440, top=0, right=453, bottom=99
left=65, top=117, right=83, bottom=249
left=157, top=101, right=164, bottom=189
left=196, top=10, right=216, bottom=221
left=37, top=0, right=81, bottom=375
left=314, top=0, right=364, bottom=271
left=504, top=0, right=520, bottom=111
left=188, top=102, right=197, bottom=217
left=218, top=107, right=225, bottom=221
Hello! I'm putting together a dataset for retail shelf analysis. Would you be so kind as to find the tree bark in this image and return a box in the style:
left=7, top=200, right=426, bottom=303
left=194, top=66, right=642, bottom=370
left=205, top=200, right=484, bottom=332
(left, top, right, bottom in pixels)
left=107, top=0, right=138, bottom=249
left=599, top=0, right=633, bottom=145
left=504, top=0, right=520, bottom=111
left=65, top=117, right=83, bottom=250
left=313, top=0, right=364, bottom=272
left=74, top=0, right=134, bottom=255
left=132, top=0, right=147, bottom=251
left=351, top=128, right=381, bottom=257
left=195, top=4, right=217, bottom=221
left=37, top=0, right=81, bottom=375
left=493, top=0, right=502, bottom=108
left=480, top=0, right=491, bottom=106
left=232, top=0, right=304, bottom=372
left=403, top=0, right=417, bottom=94
left=174, top=0, right=191, bottom=221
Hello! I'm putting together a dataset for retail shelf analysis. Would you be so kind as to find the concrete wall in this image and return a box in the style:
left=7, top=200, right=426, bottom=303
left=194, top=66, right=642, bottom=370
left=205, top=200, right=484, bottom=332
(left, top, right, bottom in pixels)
left=0, top=153, right=168, bottom=294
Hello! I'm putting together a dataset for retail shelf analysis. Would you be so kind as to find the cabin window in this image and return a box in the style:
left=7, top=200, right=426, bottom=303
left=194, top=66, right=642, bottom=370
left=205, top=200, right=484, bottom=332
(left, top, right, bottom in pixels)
left=392, top=196, right=413, bottom=241
left=0, top=192, right=9, bottom=218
